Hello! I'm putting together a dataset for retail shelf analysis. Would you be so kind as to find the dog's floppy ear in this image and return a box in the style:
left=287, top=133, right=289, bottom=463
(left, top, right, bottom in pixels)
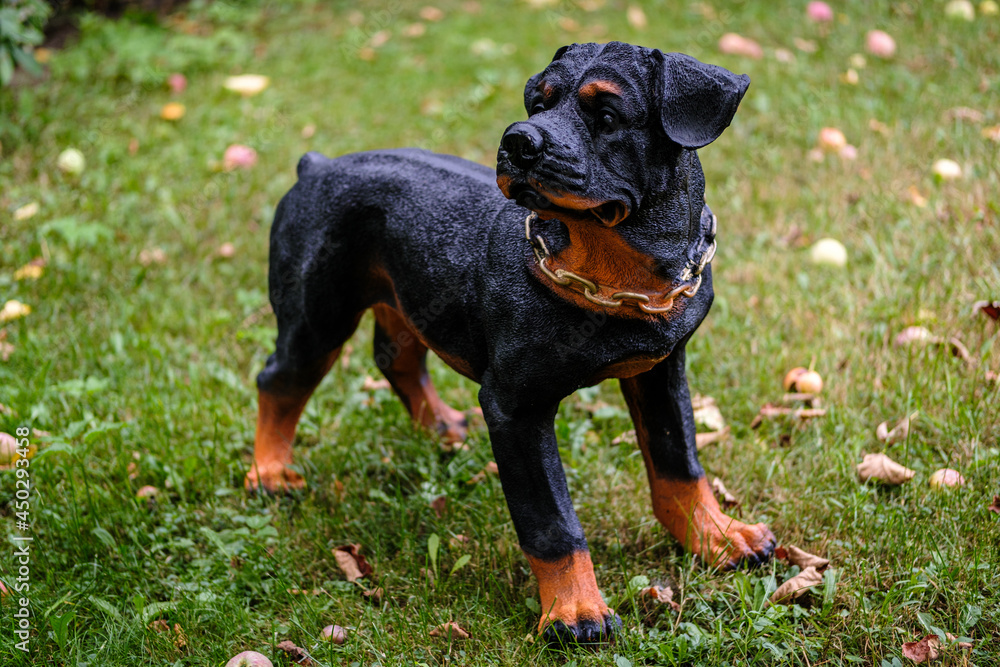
left=654, top=51, right=750, bottom=149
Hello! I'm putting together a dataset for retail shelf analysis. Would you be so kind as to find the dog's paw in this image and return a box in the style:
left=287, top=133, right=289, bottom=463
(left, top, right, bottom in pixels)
left=541, top=607, right=621, bottom=645
left=702, top=520, right=776, bottom=571
left=244, top=461, right=306, bottom=494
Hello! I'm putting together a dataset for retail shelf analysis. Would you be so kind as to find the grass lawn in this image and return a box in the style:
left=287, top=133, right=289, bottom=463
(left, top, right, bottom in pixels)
left=1, top=0, right=999, bottom=664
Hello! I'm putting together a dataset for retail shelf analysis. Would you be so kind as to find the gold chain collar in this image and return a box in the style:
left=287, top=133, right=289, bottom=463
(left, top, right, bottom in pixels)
left=524, top=211, right=717, bottom=314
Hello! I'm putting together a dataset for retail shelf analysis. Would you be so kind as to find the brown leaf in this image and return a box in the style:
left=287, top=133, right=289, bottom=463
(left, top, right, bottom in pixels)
left=781, top=545, right=830, bottom=571
left=276, top=640, right=314, bottom=665
left=719, top=33, right=763, bottom=59
left=895, top=325, right=938, bottom=346
left=430, top=621, right=470, bottom=640
left=857, top=453, right=915, bottom=485
left=973, top=300, right=1000, bottom=321
left=362, top=586, right=384, bottom=603
left=640, top=584, right=675, bottom=607
left=172, top=624, right=187, bottom=650
left=769, top=566, right=823, bottom=605
left=696, top=427, right=730, bottom=449
left=692, top=394, right=725, bottom=431
left=876, top=412, right=918, bottom=445
left=361, top=376, right=391, bottom=392
left=945, top=632, right=973, bottom=651
left=710, top=477, right=739, bottom=509
left=148, top=619, right=170, bottom=633
left=430, top=495, right=447, bottom=517
left=333, top=544, right=373, bottom=582
left=901, top=634, right=941, bottom=663
left=750, top=404, right=827, bottom=428
left=988, top=495, right=1000, bottom=514
left=943, top=106, right=984, bottom=123
left=611, top=430, right=637, bottom=445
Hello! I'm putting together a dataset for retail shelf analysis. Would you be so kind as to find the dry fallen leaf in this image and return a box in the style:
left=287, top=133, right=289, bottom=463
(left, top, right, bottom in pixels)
left=361, top=375, right=391, bottom=392
left=419, top=6, right=444, bottom=21
left=333, top=544, right=373, bottom=582
left=695, top=427, right=730, bottom=449
left=983, top=125, right=1000, bottom=141
left=989, top=495, right=1000, bottom=514
left=149, top=619, right=170, bottom=633
left=430, top=495, right=447, bottom=517
left=973, top=300, right=1000, bottom=321
left=944, top=106, right=984, bottom=123
left=901, top=634, right=941, bottom=663
left=780, top=545, right=830, bottom=571
left=430, top=621, right=470, bottom=640
left=626, top=4, right=648, bottom=29
left=0, top=300, right=31, bottom=324
left=138, top=248, right=167, bottom=266
left=611, top=430, right=637, bottom=445
left=13, top=258, right=45, bottom=281
left=710, top=477, right=739, bottom=509
left=857, top=453, right=915, bottom=485
left=876, top=412, right=918, bottom=445
left=172, top=623, right=188, bottom=650
left=750, top=404, right=827, bottom=428
left=719, top=33, right=764, bottom=59
left=276, top=640, right=313, bottom=665
left=223, top=74, right=270, bottom=96
left=945, top=632, right=973, bottom=651
left=769, top=566, right=823, bottom=605
left=895, top=325, right=936, bottom=346
left=692, top=394, right=725, bottom=431
left=13, top=201, right=39, bottom=221
left=362, top=586, right=384, bottom=603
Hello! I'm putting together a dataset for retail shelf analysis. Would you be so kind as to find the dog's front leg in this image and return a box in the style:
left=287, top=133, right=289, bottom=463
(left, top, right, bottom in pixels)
left=479, top=380, right=620, bottom=643
left=620, top=345, right=775, bottom=570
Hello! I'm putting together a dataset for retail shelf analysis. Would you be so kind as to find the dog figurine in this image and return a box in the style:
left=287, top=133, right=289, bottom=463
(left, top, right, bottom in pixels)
left=248, top=41, right=775, bottom=643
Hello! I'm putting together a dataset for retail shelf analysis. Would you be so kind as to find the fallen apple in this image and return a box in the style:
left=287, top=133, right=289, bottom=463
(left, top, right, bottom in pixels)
left=807, top=1, right=834, bottom=22
left=320, top=624, right=347, bottom=644
left=929, top=468, right=965, bottom=489
left=795, top=370, right=824, bottom=394
left=817, top=127, right=847, bottom=152
left=0, top=432, right=18, bottom=465
left=932, top=158, right=962, bottom=181
left=160, top=102, right=186, bottom=121
left=810, top=238, right=848, bottom=266
left=783, top=367, right=808, bottom=392
left=865, top=30, right=897, bottom=58
left=945, top=0, right=976, bottom=19
left=225, top=651, right=273, bottom=667
left=57, top=148, right=86, bottom=175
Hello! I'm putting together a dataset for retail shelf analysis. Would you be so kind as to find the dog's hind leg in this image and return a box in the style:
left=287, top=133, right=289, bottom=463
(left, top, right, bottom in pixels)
left=619, top=344, right=776, bottom=570
left=371, top=304, right=469, bottom=444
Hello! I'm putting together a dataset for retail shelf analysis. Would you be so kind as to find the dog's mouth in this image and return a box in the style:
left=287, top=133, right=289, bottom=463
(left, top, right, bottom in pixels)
left=505, top=182, right=630, bottom=228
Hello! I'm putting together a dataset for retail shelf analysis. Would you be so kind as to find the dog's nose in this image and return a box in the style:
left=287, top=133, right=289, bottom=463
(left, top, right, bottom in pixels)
left=501, top=123, right=544, bottom=169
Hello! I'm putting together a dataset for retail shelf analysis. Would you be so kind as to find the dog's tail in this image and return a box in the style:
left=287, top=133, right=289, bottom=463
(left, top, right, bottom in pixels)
left=296, top=151, right=328, bottom=178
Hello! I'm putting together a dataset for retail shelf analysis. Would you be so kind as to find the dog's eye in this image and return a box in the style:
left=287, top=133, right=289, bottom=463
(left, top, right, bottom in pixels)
left=598, top=108, right=620, bottom=134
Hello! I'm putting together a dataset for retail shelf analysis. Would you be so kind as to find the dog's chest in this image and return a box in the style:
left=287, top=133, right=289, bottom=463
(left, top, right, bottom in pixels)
left=585, top=352, right=668, bottom=385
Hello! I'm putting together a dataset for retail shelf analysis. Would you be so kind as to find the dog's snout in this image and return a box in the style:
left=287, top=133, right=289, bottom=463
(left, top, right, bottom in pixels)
left=501, top=123, right=544, bottom=169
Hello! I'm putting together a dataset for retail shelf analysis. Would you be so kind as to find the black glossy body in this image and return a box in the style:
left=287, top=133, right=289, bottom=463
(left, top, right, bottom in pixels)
left=259, top=43, right=749, bottom=566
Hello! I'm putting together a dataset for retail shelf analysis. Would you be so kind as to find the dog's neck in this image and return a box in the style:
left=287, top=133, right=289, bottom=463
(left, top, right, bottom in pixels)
left=525, top=207, right=715, bottom=317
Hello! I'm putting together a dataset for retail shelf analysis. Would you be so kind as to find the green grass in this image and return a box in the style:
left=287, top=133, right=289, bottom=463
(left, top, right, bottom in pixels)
left=1, top=0, right=999, bottom=664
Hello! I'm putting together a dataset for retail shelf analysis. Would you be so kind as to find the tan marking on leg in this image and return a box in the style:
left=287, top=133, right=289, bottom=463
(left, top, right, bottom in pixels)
left=246, top=350, right=338, bottom=493
left=525, top=550, right=611, bottom=634
left=372, top=304, right=468, bottom=443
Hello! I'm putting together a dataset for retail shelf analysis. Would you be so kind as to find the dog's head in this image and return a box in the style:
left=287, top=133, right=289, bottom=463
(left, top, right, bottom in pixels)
left=496, top=42, right=749, bottom=228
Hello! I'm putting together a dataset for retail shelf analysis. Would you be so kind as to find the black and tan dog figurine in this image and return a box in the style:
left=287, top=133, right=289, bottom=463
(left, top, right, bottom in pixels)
left=247, top=42, right=775, bottom=643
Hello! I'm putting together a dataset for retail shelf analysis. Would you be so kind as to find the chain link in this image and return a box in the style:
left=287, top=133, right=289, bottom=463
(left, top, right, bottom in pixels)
left=525, top=212, right=717, bottom=314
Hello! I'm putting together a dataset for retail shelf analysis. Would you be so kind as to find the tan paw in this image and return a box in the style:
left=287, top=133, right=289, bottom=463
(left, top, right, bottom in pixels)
left=244, top=461, right=306, bottom=494
left=696, top=518, right=776, bottom=570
